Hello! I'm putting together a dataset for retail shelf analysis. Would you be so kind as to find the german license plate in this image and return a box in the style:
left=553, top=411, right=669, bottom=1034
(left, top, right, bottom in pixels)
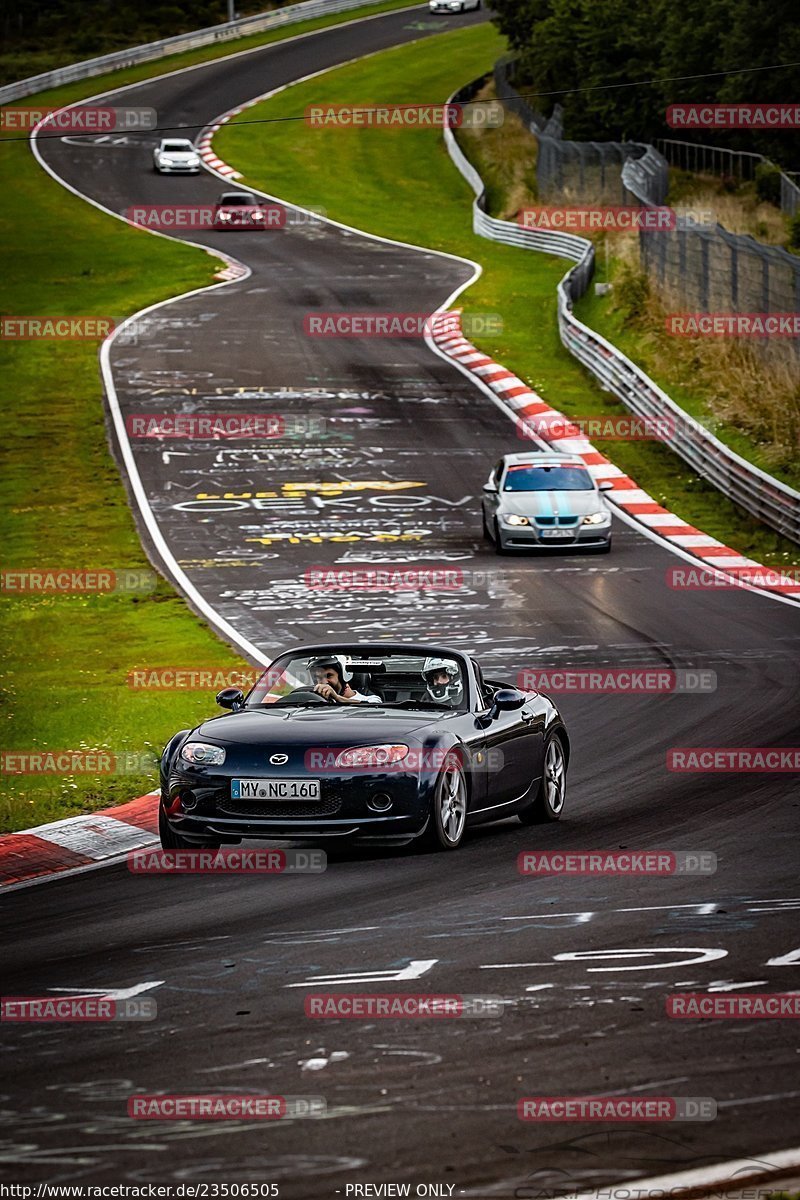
left=231, top=779, right=320, bottom=801
left=541, top=528, right=574, bottom=539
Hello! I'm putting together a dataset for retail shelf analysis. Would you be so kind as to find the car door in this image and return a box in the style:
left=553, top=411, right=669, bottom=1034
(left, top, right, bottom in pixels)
left=473, top=671, right=546, bottom=810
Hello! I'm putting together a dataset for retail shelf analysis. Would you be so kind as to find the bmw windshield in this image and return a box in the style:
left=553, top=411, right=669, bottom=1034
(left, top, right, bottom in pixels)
left=503, top=465, right=594, bottom=491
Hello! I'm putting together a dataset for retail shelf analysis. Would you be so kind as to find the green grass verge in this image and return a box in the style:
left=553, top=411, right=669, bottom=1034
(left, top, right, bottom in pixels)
left=216, top=25, right=799, bottom=571
left=0, top=0, right=421, bottom=835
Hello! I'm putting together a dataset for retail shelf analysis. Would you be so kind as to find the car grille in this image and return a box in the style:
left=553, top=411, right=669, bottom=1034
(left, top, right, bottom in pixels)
left=218, top=795, right=342, bottom=818
left=535, top=516, right=580, bottom=526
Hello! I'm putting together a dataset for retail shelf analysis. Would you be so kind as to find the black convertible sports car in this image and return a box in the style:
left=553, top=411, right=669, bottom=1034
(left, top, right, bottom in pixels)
left=159, top=643, right=569, bottom=852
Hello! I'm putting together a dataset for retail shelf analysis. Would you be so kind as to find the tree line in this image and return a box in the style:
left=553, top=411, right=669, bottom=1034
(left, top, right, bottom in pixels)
left=490, top=0, right=800, bottom=170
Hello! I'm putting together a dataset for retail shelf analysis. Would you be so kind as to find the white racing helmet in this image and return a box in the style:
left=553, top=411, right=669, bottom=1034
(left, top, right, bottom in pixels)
left=421, top=656, right=463, bottom=704
left=307, top=653, right=353, bottom=687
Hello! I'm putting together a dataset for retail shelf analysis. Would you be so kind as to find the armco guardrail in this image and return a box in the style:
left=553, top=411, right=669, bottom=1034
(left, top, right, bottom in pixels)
left=0, top=0, right=394, bottom=104
left=445, top=78, right=800, bottom=544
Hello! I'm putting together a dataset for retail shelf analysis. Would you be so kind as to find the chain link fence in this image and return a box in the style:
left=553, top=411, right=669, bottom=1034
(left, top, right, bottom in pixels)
left=494, top=57, right=800, bottom=365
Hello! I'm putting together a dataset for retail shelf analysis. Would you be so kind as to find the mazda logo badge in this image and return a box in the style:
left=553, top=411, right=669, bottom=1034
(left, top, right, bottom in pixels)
left=269, top=753, right=288, bottom=765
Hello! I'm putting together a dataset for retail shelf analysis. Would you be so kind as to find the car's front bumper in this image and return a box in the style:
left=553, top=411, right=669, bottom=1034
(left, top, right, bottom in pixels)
left=156, top=162, right=201, bottom=173
left=497, top=523, right=612, bottom=550
left=164, top=768, right=433, bottom=841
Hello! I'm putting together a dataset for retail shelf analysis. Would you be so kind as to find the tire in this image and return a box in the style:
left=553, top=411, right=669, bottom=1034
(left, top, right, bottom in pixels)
left=596, top=538, right=612, bottom=554
left=518, top=734, right=567, bottom=824
left=423, top=761, right=468, bottom=850
left=158, top=800, right=221, bottom=850
left=494, top=520, right=507, bottom=555
left=482, top=510, right=492, bottom=541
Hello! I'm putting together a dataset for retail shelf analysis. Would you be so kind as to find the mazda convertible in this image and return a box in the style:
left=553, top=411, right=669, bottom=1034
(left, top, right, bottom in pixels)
left=159, top=643, right=569, bottom=852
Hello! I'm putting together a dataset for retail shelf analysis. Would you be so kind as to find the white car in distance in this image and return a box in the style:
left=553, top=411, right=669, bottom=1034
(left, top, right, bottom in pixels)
left=153, top=138, right=201, bottom=174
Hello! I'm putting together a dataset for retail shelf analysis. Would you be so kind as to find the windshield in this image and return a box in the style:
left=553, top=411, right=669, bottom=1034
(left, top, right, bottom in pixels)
left=219, top=194, right=256, bottom=206
left=163, top=141, right=193, bottom=152
left=503, top=464, right=594, bottom=491
left=246, top=651, right=466, bottom=710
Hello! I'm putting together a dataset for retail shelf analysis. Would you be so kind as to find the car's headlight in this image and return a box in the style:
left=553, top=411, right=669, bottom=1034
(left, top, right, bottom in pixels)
left=334, top=744, right=409, bottom=768
left=582, top=512, right=611, bottom=525
left=217, top=211, right=232, bottom=221
left=187, top=156, right=200, bottom=164
left=502, top=513, right=530, bottom=526
left=251, top=210, right=265, bottom=220
left=180, top=742, right=226, bottom=766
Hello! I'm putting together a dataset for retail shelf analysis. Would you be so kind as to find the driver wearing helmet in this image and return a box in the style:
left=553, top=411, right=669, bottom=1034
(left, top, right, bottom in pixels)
left=307, top=655, right=381, bottom=705
left=421, top=657, right=463, bottom=707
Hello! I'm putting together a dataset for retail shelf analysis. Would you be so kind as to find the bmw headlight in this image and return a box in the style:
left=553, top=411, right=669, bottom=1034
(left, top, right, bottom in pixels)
left=180, top=741, right=226, bottom=766
left=187, top=155, right=200, bottom=165
left=217, top=210, right=232, bottom=222
left=502, top=513, right=530, bottom=526
left=582, top=512, right=611, bottom=525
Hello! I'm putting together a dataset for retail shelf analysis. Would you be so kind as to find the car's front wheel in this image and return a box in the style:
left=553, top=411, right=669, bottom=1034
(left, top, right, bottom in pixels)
left=158, top=801, right=221, bottom=850
left=518, top=733, right=567, bottom=824
left=423, top=761, right=467, bottom=850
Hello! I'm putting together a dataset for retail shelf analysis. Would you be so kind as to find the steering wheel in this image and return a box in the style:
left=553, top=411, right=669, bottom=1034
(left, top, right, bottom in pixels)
left=272, top=687, right=334, bottom=707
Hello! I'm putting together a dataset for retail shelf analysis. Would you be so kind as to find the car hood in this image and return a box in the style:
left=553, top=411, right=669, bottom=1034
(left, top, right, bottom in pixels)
left=498, top=490, right=603, bottom=517
left=159, top=150, right=195, bottom=157
left=192, top=706, right=452, bottom=747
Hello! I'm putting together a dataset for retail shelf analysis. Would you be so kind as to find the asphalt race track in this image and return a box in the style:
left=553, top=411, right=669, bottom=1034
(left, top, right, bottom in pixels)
left=4, top=4, right=799, bottom=1192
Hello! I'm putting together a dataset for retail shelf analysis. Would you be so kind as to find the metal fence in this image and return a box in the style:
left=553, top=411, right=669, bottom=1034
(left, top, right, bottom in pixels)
left=494, top=59, right=800, bottom=365
left=493, top=56, right=665, bottom=205
left=623, top=161, right=800, bottom=362
left=445, top=77, right=800, bottom=544
left=656, top=139, right=800, bottom=217
left=0, top=0, right=394, bottom=103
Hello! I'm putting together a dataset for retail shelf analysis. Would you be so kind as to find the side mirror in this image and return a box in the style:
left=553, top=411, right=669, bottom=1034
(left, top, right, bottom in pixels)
left=216, top=687, right=244, bottom=711
left=490, top=688, right=526, bottom=718
left=483, top=483, right=497, bottom=493
left=598, top=481, right=614, bottom=492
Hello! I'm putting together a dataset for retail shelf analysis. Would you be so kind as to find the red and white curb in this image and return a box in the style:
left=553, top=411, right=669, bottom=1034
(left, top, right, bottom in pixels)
left=196, top=121, right=240, bottom=178
left=431, top=311, right=800, bottom=602
left=196, top=95, right=268, bottom=179
left=0, top=792, right=159, bottom=891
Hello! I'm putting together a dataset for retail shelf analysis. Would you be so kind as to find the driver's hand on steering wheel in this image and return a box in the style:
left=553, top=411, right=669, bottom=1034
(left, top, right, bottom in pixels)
left=312, top=683, right=338, bottom=702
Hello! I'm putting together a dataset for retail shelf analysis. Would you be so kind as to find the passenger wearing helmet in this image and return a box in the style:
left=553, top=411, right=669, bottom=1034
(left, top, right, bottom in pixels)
left=307, top=655, right=381, bottom=705
left=421, top=657, right=463, bottom=707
